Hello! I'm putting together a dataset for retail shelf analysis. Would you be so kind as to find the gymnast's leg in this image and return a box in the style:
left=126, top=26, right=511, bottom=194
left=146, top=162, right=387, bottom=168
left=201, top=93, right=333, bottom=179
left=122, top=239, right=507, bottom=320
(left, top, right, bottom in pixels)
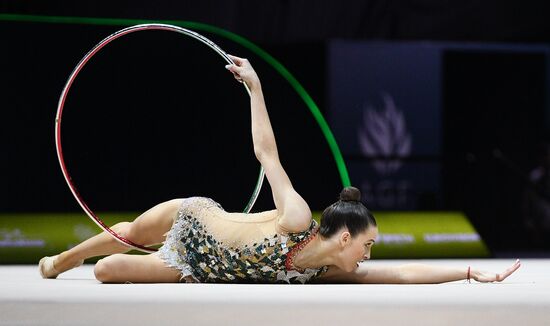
left=39, top=199, right=183, bottom=278
left=94, top=252, right=182, bottom=283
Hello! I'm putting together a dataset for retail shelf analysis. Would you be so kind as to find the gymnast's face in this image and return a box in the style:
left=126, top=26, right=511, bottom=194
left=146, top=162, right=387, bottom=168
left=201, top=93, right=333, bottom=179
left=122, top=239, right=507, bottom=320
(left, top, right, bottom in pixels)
left=338, top=226, right=378, bottom=272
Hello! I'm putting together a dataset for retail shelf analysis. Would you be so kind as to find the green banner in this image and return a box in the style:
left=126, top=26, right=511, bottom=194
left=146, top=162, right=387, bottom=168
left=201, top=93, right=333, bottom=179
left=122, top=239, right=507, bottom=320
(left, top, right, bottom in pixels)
left=0, top=211, right=488, bottom=264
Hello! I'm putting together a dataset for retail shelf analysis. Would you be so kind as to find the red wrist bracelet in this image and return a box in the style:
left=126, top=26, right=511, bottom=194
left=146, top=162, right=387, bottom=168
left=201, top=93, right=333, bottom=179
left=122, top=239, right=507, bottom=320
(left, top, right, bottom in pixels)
left=467, top=266, right=471, bottom=283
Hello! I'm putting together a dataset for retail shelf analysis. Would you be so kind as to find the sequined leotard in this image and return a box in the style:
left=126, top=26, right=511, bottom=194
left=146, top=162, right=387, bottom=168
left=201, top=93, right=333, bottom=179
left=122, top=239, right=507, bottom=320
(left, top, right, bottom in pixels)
left=158, top=197, right=328, bottom=284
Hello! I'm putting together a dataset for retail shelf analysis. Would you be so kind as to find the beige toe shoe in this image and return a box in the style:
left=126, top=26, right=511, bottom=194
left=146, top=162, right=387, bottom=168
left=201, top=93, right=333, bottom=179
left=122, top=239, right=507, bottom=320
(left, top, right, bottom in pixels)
left=38, top=256, right=84, bottom=279
left=38, top=255, right=60, bottom=279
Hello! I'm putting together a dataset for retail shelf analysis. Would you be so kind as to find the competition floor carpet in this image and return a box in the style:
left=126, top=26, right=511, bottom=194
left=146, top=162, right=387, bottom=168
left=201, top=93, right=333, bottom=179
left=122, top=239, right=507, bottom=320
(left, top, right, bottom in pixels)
left=1, top=259, right=549, bottom=325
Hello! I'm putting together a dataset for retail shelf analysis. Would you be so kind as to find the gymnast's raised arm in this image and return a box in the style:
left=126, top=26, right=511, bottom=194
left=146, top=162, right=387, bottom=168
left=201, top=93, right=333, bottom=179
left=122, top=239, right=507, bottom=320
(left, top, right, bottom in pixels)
left=225, top=55, right=312, bottom=232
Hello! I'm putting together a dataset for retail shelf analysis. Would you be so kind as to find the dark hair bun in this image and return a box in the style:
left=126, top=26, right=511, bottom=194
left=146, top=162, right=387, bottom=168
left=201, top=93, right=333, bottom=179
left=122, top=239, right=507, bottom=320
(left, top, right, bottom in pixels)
left=339, top=186, right=361, bottom=202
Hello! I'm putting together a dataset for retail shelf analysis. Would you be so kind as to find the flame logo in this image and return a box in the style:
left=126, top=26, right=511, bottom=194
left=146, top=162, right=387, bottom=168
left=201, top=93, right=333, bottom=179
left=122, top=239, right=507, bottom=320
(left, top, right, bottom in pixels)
left=358, top=94, right=412, bottom=175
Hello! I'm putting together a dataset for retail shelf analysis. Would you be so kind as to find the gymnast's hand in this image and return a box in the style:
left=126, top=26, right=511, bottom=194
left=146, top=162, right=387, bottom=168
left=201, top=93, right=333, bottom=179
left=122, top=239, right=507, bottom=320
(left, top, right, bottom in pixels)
left=471, top=259, right=521, bottom=283
left=225, top=54, right=261, bottom=90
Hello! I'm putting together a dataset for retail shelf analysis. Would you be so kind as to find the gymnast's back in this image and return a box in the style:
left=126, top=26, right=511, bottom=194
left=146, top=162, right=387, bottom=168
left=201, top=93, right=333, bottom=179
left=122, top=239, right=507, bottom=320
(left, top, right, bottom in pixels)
left=157, top=197, right=327, bottom=283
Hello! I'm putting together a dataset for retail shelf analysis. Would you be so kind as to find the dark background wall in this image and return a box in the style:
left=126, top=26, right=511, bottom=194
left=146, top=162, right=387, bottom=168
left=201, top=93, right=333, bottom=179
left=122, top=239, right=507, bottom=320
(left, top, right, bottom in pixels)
left=2, top=0, right=549, bottom=43
left=1, top=1, right=549, bottom=253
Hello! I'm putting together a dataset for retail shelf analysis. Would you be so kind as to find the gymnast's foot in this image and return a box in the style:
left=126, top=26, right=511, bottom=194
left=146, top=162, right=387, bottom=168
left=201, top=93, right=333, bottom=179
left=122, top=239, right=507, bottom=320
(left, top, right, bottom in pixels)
left=38, top=255, right=84, bottom=279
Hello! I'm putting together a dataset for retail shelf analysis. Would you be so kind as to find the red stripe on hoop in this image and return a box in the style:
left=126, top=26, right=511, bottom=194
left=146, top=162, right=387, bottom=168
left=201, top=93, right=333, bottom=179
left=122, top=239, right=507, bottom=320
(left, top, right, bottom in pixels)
left=56, top=25, right=177, bottom=253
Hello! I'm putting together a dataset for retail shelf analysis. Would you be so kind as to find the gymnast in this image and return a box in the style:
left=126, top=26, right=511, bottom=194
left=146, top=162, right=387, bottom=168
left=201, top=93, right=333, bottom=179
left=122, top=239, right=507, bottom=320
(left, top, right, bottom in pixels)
left=39, top=54, right=521, bottom=284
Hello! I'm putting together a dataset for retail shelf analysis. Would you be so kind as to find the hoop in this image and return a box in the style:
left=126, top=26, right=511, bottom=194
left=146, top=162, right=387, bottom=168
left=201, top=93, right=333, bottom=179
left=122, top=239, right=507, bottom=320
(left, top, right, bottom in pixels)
left=55, top=24, right=265, bottom=253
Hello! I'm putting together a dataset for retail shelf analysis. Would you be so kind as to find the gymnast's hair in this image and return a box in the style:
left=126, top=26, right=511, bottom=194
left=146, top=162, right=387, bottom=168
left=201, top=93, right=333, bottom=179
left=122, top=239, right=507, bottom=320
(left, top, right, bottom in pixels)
left=319, top=186, right=376, bottom=238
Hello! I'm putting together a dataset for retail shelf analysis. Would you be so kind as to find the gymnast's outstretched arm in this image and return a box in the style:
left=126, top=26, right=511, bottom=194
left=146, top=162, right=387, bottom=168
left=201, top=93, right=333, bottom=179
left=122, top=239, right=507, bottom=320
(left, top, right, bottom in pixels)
left=225, top=55, right=311, bottom=232
left=318, top=259, right=521, bottom=284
